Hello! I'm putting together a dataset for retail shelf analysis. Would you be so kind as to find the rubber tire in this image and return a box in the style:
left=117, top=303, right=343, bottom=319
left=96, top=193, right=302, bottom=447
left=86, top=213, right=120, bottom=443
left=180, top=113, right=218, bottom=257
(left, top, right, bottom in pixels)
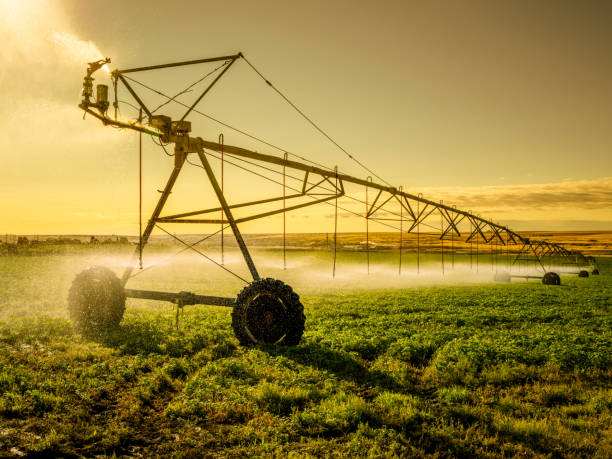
left=578, top=270, right=589, bottom=278
left=68, top=266, right=126, bottom=334
left=592, top=269, right=599, bottom=275
left=232, top=278, right=305, bottom=346
left=493, top=271, right=511, bottom=283
left=542, top=272, right=561, bottom=286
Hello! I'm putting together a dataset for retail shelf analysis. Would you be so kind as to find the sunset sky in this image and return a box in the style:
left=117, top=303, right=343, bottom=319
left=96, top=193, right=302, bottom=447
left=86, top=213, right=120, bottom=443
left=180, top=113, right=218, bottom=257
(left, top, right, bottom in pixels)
left=1, top=0, right=611, bottom=235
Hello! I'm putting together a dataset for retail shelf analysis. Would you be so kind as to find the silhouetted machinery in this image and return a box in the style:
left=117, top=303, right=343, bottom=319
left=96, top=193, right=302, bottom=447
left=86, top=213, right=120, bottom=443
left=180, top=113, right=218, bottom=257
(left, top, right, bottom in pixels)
left=71, top=55, right=596, bottom=344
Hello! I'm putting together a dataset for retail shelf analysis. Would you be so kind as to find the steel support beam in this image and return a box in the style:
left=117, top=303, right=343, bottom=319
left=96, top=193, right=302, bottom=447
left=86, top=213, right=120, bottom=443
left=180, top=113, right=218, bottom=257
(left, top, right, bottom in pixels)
left=196, top=149, right=260, bottom=281
left=116, top=54, right=242, bottom=74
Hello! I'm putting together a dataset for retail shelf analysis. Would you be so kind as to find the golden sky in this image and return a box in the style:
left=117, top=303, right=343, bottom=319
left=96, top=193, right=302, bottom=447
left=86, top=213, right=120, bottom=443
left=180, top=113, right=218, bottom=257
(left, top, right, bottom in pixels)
left=1, top=0, right=611, bottom=235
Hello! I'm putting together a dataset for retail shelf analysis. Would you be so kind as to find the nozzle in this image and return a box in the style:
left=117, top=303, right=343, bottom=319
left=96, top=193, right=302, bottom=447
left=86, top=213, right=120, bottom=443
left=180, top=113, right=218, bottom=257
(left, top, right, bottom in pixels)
left=87, top=58, right=111, bottom=77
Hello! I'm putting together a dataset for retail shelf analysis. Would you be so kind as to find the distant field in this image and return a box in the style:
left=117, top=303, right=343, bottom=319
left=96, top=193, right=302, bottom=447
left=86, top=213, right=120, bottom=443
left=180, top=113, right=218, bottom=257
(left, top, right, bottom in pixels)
left=0, top=250, right=610, bottom=457
left=6, top=230, right=612, bottom=256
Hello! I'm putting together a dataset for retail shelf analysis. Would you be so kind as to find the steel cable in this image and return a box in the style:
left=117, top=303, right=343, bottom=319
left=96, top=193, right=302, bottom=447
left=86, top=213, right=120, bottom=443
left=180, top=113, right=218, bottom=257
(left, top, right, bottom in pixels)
left=128, top=225, right=231, bottom=279
left=121, top=74, right=335, bottom=172
left=149, top=60, right=230, bottom=115
left=155, top=224, right=249, bottom=283
left=240, top=54, right=393, bottom=187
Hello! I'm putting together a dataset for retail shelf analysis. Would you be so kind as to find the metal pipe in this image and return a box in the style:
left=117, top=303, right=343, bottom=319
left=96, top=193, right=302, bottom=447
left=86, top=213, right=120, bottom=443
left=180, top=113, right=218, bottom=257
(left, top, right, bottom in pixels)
left=116, top=74, right=152, bottom=119
left=196, top=149, right=260, bottom=281
left=199, top=139, right=526, bottom=243
left=398, top=185, right=402, bottom=275
left=156, top=195, right=339, bottom=225
left=283, top=153, right=287, bottom=269
left=180, top=57, right=239, bottom=121
left=159, top=193, right=304, bottom=220
left=81, top=95, right=579, bottom=264
left=417, top=196, right=421, bottom=274
left=366, top=177, right=371, bottom=274
left=440, top=203, right=444, bottom=276
left=125, top=288, right=235, bottom=307
left=79, top=105, right=160, bottom=136
left=220, top=133, right=225, bottom=265
left=138, top=109, right=143, bottom=270
left=333, top=166, right=338, bottom=278
left=117, top=54, right=242, bottom=74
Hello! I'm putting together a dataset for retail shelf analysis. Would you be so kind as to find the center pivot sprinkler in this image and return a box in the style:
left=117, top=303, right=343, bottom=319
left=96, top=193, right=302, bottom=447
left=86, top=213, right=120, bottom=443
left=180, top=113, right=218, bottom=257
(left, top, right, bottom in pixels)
left=72, top=53, right=591, bottom=344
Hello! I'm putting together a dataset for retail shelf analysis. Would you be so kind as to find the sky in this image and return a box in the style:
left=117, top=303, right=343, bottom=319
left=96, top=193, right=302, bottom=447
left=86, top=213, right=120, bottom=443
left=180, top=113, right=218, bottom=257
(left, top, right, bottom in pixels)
left=1, top=0, right=611, bottom=235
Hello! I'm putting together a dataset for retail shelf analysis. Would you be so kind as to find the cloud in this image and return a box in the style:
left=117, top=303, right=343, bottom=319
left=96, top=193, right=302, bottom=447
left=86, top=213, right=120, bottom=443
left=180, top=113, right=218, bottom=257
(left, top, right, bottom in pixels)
left=0, top=1, right=110, bottom=124
left=414, top=177, right=612, bottom=211
left=0, top=1, right=125, bottom=165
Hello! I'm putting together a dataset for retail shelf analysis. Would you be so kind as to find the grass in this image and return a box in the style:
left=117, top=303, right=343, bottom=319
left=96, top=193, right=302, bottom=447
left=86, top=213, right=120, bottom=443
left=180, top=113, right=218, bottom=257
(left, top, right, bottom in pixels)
left=0, top=250, right=610, bottom=457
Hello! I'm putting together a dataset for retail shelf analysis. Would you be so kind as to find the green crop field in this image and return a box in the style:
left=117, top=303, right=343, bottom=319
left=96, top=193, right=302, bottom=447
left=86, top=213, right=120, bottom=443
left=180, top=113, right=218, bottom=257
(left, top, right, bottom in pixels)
left=0, top=249, right=610, bottom=457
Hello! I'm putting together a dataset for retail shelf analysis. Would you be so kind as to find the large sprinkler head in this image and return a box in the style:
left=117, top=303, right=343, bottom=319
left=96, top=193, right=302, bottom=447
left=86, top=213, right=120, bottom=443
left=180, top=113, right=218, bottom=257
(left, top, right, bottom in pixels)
left=82, top=58, right=111, bottom=115
left=87, top=58, right=111, bottom=77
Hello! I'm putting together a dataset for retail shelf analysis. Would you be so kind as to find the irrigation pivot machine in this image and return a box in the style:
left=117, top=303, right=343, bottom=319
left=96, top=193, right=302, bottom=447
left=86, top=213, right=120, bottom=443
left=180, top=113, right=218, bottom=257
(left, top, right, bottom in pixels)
left=71, top=53, right=597, bottom=345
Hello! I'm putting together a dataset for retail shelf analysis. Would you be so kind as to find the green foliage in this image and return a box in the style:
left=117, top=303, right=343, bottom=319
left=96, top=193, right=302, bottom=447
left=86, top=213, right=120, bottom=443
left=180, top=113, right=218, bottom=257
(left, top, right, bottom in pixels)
left=0, top=253, right=610, bottom=456
left=297, top=392, right=379, bottom=436
left=253, top=382, right=311, bottom=415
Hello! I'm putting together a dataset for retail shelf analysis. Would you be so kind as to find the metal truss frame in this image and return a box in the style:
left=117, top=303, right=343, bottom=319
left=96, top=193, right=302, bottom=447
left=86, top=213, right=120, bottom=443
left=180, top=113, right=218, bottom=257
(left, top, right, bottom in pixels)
left=78, top=53, right=588, bottom=307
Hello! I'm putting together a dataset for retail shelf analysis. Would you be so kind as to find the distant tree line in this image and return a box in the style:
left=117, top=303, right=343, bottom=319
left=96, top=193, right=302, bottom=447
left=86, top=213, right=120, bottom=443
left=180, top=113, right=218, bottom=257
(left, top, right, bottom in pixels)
left=0, top=235, right=131, bottom=254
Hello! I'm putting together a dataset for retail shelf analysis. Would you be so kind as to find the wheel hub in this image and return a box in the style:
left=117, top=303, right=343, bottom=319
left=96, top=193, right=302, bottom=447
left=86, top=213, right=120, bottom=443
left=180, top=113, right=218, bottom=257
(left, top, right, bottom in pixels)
left=245, top=293, right=288, bottom=343
left=232, top=277, right=305, bottom=346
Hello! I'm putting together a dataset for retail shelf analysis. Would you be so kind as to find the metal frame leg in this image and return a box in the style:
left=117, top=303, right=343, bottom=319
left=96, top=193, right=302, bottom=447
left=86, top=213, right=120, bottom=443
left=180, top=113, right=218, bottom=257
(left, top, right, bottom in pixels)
left=197, top=149, right=260, bottom=281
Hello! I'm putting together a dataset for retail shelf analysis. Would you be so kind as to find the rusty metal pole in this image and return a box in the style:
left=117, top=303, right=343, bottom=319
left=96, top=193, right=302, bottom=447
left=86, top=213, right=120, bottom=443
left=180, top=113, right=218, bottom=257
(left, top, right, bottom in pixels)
left=493, top=234, right=497, bottom=272
left=476, top=222, right=479, bottom=273
left=283, top=152, right=287, bottom=269
left=333, top=166, right=338, bottom=278
left=366, top=177, right=371, bottom=274
left=138, top=108, right=143, bottom=270
left=470, top=214, right=473, bottom=270
left=451, top=205, right=456, bottom=269
left=196, top=149, right=260, bottom=281
left=440, top=202, right=444, bottom=276
left=219, top=133, right=224, bottom=265
left=399, top=186, right=403, bottom=275
left=506, top=231, right=510, bottom=271
left=417, top=194, right=421, bottom=275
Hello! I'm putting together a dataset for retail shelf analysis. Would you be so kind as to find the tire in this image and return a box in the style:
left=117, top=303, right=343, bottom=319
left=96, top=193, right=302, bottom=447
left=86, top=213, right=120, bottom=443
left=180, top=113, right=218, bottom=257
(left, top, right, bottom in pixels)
left=592, top=269, right=599, bottom=275
left=578, top=270, right=589, bottom=278
left=493, top=271, right=511, bottom=283
left=231, top=278, right=305, bottom=346
left=68, top=266, right=126, bottom=334
left=542, top=272, right=561, bottom=286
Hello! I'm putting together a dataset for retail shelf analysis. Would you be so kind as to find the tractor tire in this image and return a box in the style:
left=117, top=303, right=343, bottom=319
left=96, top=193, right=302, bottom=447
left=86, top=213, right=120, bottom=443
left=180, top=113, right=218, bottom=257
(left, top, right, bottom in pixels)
left=231, top=278, right=305, bottom=346
left=592, top=269, right=599, bottom=275
left=68, top=266, right=126, bottom=334
left=542, top=272, right=561, bottom=286
left=578, top=270, right=589, bottom=278
left=493, top=271, right=511, bottom=283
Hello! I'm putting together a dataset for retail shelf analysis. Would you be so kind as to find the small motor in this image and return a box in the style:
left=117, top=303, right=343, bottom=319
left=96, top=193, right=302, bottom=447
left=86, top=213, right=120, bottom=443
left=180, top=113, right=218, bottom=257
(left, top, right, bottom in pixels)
left=96, top=84, right=109, bottom=114
left=81, top=58, right=111, bottom=114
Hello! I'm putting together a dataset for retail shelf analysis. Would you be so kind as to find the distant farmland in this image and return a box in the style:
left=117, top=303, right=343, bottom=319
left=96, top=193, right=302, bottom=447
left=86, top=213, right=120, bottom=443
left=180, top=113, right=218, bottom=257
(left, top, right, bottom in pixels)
left=3, top=230, right=612, bottom=256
